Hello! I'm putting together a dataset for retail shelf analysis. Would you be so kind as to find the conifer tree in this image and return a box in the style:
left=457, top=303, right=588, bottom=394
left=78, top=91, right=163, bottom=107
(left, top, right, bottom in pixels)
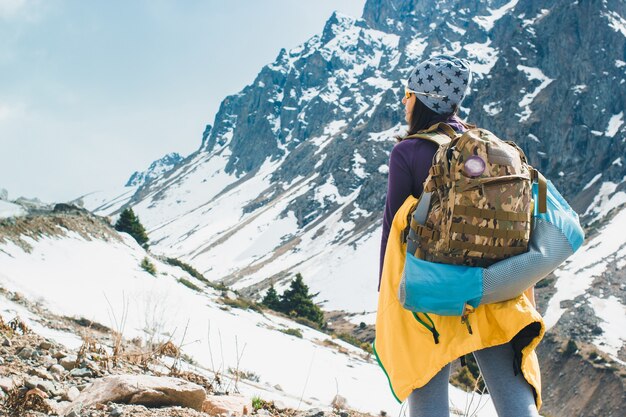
left=261, top=285, right=281, bottom=311
left=279, top=273, right=324, bottom=327
left=115, top=207, right=149, bottom=247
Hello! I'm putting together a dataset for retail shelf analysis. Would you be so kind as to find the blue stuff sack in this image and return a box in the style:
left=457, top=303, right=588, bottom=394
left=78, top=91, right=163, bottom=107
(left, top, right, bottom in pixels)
left=398, top=179, right=584, bottom=315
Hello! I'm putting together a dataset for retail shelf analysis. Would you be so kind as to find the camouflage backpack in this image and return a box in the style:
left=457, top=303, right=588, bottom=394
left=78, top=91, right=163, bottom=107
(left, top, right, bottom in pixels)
left=403, top=122, right=547, bottom=267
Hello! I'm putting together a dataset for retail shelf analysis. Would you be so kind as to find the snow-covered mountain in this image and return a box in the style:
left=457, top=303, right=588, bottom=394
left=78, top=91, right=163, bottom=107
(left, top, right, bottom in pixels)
left=125, top=152, right=184, bottom=188
left=37, top=0, right=626, bottom=415
left=85, top=0, right=626, bottom=310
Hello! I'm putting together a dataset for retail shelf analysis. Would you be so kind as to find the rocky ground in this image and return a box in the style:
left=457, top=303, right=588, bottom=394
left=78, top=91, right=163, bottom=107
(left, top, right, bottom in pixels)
left=0, top=288, right=376, bottom=417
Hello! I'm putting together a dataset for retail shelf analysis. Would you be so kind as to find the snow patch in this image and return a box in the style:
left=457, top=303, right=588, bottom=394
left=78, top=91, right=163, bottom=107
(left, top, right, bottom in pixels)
left=527, top=133, right=540, bottom=143
left=522, top=8, right=551, bottom=28
left=473, top=0, right=520, bottom=31
left=364, top=76, right=394, bottom=90
left=464, top=40, right=499, bottom=78
left=583, top=173, right=602, bottom=191
left=588, top=296, right=626, bottom=360
left=324, top=120, right=347, bottom=136
left=0, top=200, right=26, bottom=219
left=606, top=112, right=624, bottom=137
left=405, top=37, right=428, bottom=60
left=483, top=101, right=502, bottom=116
left=584, top=179, right=626, bottom=221
left=445, top=21, right=466, bottom=35
left=368, top=123, right=403, bottom=142
left=604, top=10, right=626, bottom=37
left=516, top=65, right=554, bottom=122
left=352, top=151, right=367, bottom=179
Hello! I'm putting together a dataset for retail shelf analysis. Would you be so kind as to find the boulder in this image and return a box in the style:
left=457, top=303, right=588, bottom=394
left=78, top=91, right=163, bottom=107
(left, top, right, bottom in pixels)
left=202, top=394, right=252, bottom=416
left=0, top=376, right=16, bottom=393
left=64, top=374, right=206, bottom=412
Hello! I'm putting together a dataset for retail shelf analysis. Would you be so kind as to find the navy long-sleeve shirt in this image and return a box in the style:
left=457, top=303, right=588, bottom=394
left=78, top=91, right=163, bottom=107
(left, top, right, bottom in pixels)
left=378, top=117, right=467, bottom=291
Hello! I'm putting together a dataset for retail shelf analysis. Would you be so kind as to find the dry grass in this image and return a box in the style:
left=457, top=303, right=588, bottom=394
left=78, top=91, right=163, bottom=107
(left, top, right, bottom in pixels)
left=3, top=386, right=52, bottom=417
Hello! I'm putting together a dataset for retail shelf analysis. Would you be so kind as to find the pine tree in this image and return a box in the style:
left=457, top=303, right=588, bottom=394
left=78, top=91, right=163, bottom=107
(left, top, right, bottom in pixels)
left=115, top=207, right=149, bottom=247
left=261, top=285, right=281, bottom=311
left=279, top=273, right=324, bottom=327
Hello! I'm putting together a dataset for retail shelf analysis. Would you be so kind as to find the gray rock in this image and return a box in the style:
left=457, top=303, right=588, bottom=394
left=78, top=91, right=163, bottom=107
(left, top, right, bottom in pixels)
left=25, top=378, right=40, bottom=389
left=60, top=354, right=78, bottom=370
left=49, top=364, right=66, bottom=375
left=302, top=408, right=326, bottom=417
left=39, top=340, right=53, bottom=350
left=32, top=366, right=54, bottom=380
left=256, top=410, right=271, bottom=416
left=63, top=386, right=80, bottom=402
left=69, top=367, right=93, bottom=378
left=42, top=354, right=57, bottom=368
left=331, top=394, right=347, bottom=410
left=52, top=350, right=67, bottom=359
left=36, top=380, right=56, bottom=395
left=0, top=356, right=4, bottom=365
left=2, top=337, right=10, bottom=347
left=18, top=346, right=35, bottom=359
left=273, top=384, right=283, bottom=391
left=109, top=406, right=123, bottom=416
left=66, top=410, right=81, bottom=417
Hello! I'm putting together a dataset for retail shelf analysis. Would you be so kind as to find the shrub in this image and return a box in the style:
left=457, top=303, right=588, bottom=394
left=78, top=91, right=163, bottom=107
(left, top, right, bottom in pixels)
left=336, top=333, right=373, bottom=354
left=141, top=257, right=157, bottom=276
left=164, top=257, right=229, bottom=291
left=450, top=366, right=476, bottom=392
left=177, top=278, right=201, bottom=292
left=535, top=277, right=554, bottom=289
left=359, top=321, right=367, bottom=330
left=228, top=367, right=260, bottom=382
left=252, top=396, right=263, bottom=411
left=115, top=208, right=149, bottom=247
left=280, top=328, right=303, bottom=338
left=221, top=297, right=263, bottom=313
left=564, top=339, right=578, bottom=357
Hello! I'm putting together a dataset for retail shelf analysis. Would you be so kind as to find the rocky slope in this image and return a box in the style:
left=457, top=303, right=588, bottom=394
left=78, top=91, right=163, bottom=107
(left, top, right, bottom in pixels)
left=0, top=287, right=375, bottom=417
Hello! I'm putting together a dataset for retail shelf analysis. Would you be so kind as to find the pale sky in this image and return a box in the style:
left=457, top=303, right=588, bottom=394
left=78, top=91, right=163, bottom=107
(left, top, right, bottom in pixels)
left=0, top=0, right=366, bottom=202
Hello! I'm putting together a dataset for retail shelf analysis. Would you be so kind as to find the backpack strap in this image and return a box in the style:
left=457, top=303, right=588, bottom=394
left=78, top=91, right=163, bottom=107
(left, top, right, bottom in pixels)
left=404, top=122, right=458, bottom=147
left=530, top=169, right=547, bottom=214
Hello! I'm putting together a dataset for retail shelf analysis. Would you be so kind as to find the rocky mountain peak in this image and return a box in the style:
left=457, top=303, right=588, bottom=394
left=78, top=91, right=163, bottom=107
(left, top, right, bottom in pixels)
left=125, top=152, right=184, bottom=188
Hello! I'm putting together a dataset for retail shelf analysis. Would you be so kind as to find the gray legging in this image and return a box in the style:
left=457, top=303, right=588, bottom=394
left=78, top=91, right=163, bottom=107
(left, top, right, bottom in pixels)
left=408, top=343, right=540, bottom=417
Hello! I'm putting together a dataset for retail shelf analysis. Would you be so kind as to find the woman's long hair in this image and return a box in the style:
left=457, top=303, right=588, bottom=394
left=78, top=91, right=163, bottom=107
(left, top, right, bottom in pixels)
left=398, top=97, right=457, bottom=141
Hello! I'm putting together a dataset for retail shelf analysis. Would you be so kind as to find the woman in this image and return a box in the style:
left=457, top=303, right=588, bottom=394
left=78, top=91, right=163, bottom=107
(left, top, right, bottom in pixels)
left=375, top=55, right=543, bottom=417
